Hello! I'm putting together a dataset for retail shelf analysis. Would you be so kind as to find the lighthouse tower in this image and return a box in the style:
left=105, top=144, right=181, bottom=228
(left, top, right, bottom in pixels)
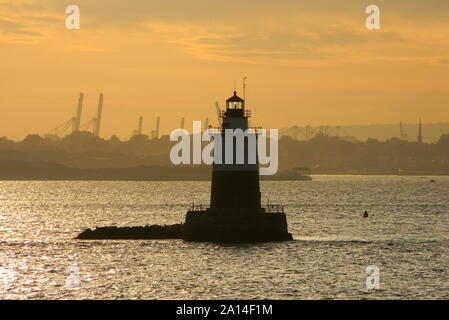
left=184, top=91, right=292, bottom=242
left=210, top=91, right=261, bottom=209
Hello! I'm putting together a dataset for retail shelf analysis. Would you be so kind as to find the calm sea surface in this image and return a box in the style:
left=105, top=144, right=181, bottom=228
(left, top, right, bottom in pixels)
left=0, top=176, right=448, bottom=299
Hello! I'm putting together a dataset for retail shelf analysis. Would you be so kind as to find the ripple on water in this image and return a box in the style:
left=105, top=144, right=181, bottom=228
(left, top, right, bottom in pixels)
left=0, top=177, right=448, bottom=299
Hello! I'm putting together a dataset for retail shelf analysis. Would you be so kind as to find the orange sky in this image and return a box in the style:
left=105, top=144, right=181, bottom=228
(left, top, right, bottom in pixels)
left=1, top=0, right=449, bottom=140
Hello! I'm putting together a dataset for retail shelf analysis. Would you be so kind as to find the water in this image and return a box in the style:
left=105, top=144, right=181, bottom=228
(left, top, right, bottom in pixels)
left=0, top=176, right=448, bottom=299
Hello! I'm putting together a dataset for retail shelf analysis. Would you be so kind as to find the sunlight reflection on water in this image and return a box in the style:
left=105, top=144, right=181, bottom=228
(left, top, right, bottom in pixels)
left=0, top=176, right=448, bottom=299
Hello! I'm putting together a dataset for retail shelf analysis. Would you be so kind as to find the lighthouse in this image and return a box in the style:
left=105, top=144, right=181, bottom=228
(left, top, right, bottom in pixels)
left=184, top=91, right=292, bottom=242
left=210, top=91, right=261, bottom=209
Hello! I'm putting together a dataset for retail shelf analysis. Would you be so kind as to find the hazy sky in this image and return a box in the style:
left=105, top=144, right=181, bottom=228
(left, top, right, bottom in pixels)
left=1, top=0, right=449, bottom=140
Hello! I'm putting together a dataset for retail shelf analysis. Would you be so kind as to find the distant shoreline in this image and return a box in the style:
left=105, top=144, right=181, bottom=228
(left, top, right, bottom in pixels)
left=1, top=158, right=448, bottom=181
left=0, top=173, right=447, bottom=182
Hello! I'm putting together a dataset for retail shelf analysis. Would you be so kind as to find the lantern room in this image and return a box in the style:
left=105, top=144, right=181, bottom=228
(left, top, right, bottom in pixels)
left=226, top=91, right=245, bottom=110
left=224, top=91, right=249, bottom=118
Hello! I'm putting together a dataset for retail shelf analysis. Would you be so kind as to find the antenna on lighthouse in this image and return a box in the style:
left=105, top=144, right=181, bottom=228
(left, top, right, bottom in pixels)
left=242, top=77, right=247, bottom=100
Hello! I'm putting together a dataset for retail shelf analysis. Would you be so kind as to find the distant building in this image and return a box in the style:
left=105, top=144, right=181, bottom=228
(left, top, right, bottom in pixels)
left=417, top=119, right=423, bottom=144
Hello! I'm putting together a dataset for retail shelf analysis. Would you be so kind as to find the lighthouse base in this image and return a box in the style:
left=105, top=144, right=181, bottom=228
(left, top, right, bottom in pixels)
left=183, top=208, right=293, bottom=242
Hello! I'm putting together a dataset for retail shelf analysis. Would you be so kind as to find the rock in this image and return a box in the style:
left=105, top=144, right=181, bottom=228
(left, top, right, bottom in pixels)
left=76, top=224, right=184, bottom=240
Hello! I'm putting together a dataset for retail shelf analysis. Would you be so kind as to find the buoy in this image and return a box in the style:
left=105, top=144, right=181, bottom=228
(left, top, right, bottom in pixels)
left=363, top=210, right=369, bottom=218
